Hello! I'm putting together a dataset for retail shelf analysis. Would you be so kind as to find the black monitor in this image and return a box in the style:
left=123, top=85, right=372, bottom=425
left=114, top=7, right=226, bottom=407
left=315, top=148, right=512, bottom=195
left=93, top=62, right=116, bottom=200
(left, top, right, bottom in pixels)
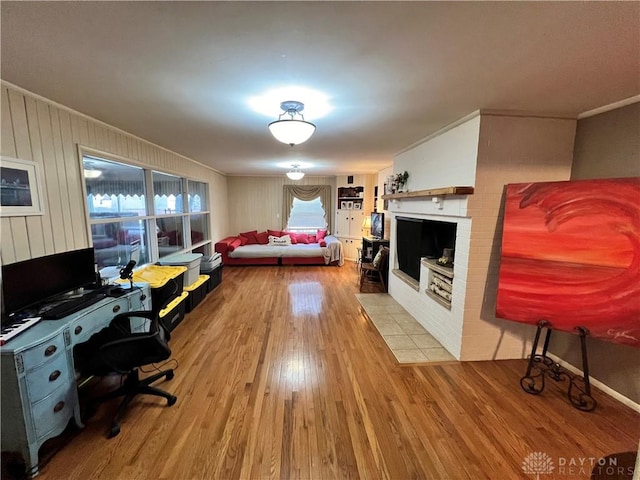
left=2, top=248, right=97, bottom=317
left=371, top=212, right=384, bottom=239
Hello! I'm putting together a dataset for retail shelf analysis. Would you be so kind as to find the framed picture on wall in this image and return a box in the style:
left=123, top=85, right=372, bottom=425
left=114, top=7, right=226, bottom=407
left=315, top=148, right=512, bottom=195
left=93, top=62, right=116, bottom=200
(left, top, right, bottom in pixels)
left=0, top=157, right=44, bottom=217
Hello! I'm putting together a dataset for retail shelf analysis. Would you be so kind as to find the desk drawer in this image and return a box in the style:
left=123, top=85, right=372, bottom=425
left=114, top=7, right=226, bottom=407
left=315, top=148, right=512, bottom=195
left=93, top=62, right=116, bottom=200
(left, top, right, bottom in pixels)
left=22, top=333, right=66, bottom=371
left=70, top=298, right=128, bottom=345
left=32, top=382, right=75, bottom=440
left=26, top=353, right=70, bottom=403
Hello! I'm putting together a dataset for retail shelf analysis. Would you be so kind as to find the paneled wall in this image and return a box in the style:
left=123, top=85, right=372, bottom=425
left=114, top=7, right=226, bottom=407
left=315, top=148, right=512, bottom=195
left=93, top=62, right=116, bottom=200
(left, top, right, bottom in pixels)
left=1, top=82, right=228, bottom=264
left=226, top=176, right=337, bottom=235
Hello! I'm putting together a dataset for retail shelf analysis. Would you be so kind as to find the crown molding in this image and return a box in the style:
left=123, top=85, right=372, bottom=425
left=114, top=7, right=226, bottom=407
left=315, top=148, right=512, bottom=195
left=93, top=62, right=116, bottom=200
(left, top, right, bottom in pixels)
left=578, top=95, right=640, bottom=119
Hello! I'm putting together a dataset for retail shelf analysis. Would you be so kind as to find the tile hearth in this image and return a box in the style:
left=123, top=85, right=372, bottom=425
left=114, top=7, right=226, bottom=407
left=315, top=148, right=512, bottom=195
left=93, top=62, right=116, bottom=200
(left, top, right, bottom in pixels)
left=355, top=293, right=457, bottom=364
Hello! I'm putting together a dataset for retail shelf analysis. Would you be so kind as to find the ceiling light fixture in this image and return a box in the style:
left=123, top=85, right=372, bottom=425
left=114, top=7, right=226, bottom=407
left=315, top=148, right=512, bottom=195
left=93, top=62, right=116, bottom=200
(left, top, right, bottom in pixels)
left=286, top=164, right=305, bottom=181
left=268, top=101, right=316, bottom=147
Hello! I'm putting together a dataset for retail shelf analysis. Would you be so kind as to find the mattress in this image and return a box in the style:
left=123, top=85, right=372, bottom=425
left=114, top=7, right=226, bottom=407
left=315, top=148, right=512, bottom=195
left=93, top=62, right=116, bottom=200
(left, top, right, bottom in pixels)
left=228, top=243, right=324, bottom=259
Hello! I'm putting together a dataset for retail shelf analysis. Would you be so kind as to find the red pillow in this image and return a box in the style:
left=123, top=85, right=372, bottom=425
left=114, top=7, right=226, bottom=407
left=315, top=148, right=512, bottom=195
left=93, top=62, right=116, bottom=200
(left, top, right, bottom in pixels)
left=227, top=238, right=242, bottom=252
left=288, top=233, right=297, bottom=244
left=316, top=229, right=327, bottom=241
left=239, top=230, right=258, bottom=245
left=268, top=229, right=284, bottom=238
left=294, top=233, right=309, bottom=244
left=319, top=240, right=327, bottom=247
left=308, top=235, right=317, bottom=243
left=256, top=231, right=269, bottom=244
left=239, top=235, right=248, bottom=246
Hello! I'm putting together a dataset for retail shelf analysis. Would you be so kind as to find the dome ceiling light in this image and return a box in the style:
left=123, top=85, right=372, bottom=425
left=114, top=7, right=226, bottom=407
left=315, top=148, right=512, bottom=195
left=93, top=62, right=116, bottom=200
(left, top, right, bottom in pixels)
left=268, top=101, right=316, bottom=147
left=286, top=164, right=305, bottom=181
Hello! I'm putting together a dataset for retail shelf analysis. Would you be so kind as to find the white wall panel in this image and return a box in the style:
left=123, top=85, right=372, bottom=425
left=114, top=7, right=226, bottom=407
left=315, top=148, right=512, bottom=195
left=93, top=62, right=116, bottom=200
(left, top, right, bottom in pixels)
left=1, top=83, right=228, bottom=265
left=25, top=96, right=55, bottom=257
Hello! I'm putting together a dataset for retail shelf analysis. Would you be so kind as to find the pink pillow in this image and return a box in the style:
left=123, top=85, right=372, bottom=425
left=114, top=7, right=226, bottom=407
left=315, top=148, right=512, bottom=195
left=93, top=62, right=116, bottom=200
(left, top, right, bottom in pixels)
left=319, top=240, right=327, bottom=247
left=256, top=231, right=269, bottom=244
left=227, top=238, right=242, bottom=252
left=316, top=229, right=327, bottom=241
left=239, top=230, right=258, bottom=245
left=294, top=233, right=309, bottom=244
left=308, top=235, right=317, bottom=243
left=288, top=234, right=297, bottom=244
left=239, top=236, right=248, bottom=246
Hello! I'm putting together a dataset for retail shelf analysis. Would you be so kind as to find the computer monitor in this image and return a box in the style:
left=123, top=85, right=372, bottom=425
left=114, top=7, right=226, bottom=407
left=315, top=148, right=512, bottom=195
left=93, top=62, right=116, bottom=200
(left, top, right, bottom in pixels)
left=2, top=248, right=97, bottom=317
left=371, top=212, right=384, bottom=239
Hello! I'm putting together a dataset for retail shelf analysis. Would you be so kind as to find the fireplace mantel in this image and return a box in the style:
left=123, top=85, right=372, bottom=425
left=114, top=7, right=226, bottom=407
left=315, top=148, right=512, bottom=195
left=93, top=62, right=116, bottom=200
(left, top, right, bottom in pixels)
left=381, top=186, right=474, bottom=200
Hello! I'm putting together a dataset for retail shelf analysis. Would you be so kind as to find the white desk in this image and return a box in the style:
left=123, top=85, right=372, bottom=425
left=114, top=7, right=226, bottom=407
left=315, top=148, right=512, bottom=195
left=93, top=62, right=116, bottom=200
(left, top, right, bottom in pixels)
left=0, top=285, right=150, bottom=477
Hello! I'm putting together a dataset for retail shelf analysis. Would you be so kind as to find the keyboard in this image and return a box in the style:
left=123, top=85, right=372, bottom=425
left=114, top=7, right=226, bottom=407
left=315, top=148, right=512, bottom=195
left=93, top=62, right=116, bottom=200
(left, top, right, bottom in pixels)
left=37, top=293, right=108, bottom=320
left=0, top=317, right=42, bottom=346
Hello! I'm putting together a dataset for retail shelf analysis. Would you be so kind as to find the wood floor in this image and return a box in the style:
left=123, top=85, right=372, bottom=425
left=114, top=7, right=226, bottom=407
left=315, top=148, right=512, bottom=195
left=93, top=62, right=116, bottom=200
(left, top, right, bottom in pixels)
left=35, top=265, right=639, bottom=479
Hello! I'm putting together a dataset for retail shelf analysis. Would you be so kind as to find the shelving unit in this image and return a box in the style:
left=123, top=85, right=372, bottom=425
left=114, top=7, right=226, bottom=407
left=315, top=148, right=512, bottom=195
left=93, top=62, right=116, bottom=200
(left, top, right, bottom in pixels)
left=422, top=258, right=454, bottom=310
left=337, top=186, right=364, bottom=209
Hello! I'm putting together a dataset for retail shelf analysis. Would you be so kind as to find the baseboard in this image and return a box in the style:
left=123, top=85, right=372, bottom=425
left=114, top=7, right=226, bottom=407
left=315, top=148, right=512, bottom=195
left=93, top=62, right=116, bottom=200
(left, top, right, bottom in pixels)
left=546, top=353, right=640, bottom=413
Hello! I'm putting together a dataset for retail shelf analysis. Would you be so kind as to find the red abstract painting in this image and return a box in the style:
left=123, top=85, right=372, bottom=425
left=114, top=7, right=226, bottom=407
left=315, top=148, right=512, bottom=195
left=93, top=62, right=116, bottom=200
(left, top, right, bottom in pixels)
left=496, top=178, right=640, bottom=347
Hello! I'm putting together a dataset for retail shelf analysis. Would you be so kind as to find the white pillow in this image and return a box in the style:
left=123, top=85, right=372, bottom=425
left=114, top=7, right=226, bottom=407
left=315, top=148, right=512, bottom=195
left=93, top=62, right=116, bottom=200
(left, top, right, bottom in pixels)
left=268, top=234, right=291, bottom=246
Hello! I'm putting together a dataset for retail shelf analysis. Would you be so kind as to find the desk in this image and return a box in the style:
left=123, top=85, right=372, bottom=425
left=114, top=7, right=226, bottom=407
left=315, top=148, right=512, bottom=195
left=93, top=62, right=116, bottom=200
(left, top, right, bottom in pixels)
left=362, top=237, right=390, bottom=264
left=0, top=285, right=150, bottom=477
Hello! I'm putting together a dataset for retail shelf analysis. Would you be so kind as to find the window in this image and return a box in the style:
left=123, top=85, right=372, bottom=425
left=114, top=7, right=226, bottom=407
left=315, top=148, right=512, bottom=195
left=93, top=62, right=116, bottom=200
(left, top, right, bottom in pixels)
left=286, top=197, right=327, bottom=233
left=187, top=180, right=208, bottom=248
left=153, top=171, right=183, bottom=215
left=83, top=153, right=211, bottom=269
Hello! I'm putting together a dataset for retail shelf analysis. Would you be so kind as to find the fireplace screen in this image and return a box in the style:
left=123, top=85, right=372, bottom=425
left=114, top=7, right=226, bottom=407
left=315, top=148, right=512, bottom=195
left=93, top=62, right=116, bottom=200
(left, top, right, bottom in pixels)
left=396, top=217, right=457, bottom=282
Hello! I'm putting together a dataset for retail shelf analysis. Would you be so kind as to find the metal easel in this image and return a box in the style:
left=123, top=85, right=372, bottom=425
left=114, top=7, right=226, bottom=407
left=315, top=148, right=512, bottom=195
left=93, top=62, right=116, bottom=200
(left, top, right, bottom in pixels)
left=520, top=320, right=597, bottom=412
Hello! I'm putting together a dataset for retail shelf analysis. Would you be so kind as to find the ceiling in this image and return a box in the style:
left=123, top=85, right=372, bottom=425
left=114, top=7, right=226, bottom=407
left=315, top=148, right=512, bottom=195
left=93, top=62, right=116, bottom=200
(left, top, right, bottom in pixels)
left=2, top=2, right=639, bottom=177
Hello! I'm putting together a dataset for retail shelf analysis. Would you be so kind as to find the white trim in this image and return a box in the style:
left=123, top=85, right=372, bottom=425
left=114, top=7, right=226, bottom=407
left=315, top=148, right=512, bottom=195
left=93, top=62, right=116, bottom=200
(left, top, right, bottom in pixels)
left=1, top=80, right=225, bottom=176
left=578, top=95, right=640, bottom=119
left=546, top=352, right=640, bottom=413
left=480, top=109, right=576, bottom=120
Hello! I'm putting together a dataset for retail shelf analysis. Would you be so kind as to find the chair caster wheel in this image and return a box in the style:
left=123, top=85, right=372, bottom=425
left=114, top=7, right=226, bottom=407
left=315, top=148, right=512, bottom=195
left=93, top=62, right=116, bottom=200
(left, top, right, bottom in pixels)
left=166, top=371, right=174, bottom=380
left=108, top=424, right=121, bottom=438
left=167, top=395, right=177, bottom=406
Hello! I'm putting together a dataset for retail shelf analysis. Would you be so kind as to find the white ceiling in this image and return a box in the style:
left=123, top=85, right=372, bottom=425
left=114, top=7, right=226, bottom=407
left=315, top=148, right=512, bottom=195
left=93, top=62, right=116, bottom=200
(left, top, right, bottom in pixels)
left=2, top=2, right=639, bottom=177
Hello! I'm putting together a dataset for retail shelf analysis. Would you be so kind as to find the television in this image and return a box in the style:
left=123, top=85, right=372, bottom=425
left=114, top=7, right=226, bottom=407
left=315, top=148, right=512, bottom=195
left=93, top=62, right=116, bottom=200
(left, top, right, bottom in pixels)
left=370, top=212, right=384, bottom=239
left=2, top=248, right=98, bottom=317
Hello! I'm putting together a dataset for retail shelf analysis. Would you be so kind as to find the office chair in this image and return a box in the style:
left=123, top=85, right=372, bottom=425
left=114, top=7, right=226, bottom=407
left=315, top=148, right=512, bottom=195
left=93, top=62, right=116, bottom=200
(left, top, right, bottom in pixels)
left=359, top=246, right=390, bottom=292
left=76, top=310, right=177, bottom=438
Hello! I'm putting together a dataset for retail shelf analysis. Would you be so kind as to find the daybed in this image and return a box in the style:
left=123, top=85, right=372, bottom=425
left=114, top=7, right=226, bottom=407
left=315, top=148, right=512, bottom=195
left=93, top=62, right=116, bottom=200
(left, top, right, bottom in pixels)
left=215, top=229, right=344, bottom=266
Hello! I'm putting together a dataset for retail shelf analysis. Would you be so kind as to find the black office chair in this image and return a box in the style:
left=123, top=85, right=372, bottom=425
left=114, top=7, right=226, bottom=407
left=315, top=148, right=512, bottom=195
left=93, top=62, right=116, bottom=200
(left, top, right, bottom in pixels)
left=76, top=310, right=177, bottom=438
left=359, top=246, right=390, bottom=292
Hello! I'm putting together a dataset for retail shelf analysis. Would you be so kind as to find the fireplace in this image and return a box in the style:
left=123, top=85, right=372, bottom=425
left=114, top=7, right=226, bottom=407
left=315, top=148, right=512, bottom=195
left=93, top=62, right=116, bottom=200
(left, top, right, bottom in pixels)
left=396, top=216, right=457, bottom=281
